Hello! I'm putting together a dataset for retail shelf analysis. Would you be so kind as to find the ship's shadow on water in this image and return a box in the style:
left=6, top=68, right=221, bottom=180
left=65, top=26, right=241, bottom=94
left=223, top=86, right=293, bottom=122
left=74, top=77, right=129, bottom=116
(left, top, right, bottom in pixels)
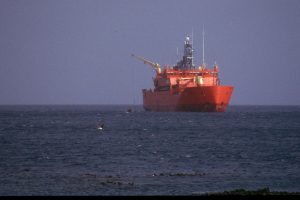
left=0, top=105, right=299, bottom=195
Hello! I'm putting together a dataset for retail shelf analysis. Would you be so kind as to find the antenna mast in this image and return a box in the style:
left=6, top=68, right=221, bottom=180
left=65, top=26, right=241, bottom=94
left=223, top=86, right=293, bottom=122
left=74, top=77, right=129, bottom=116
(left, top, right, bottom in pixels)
left=202, top=25, right=205, bottom=67
left=192, top=28, right=194, bottom=67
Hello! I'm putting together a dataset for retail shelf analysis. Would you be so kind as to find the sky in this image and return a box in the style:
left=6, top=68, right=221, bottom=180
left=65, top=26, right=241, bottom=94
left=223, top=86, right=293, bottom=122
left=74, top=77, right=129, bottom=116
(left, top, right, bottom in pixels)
left=0, top=0, right=299, bottom=105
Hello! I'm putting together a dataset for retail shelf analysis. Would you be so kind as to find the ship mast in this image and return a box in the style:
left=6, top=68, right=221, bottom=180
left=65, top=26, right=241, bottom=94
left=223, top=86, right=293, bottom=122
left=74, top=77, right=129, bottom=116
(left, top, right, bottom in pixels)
left=184, top=35, right=193, bottom=69
left=175, top=34, right=193, bottom=69
left=202, top=26, right=206, bottom=68
left=192, top=28, right=194, bottom=68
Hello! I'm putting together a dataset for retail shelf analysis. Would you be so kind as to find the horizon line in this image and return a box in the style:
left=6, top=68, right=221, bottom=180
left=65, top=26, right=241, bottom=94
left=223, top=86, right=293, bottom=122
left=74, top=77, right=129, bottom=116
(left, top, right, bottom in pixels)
left=0, top=104, right=299, bottom=106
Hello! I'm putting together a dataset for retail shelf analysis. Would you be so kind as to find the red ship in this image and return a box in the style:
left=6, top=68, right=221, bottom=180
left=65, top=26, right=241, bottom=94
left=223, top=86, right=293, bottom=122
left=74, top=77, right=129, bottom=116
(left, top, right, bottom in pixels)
left=132, top=34, right=233, bottom=112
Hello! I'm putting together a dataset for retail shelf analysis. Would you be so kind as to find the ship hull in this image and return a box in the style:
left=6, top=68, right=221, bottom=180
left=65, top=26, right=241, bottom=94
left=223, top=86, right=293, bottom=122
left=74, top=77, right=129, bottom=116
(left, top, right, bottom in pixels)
left=143, top=86, right=234, bottom=112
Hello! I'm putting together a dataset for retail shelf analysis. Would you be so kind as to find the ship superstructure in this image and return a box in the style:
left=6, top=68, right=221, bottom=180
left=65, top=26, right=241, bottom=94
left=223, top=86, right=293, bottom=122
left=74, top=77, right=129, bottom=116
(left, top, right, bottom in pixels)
left=132, top=33, right=233, bottom=112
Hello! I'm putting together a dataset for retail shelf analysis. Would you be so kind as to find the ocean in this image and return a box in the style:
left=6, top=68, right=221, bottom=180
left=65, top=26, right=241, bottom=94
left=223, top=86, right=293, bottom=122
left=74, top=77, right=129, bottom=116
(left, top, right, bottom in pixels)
left=0, top=105, right=299, bottom=195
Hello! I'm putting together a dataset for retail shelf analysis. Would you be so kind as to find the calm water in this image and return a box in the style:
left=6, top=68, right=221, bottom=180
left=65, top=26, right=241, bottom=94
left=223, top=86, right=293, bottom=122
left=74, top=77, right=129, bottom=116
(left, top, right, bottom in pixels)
left=0, top=105, right=299, bottom=195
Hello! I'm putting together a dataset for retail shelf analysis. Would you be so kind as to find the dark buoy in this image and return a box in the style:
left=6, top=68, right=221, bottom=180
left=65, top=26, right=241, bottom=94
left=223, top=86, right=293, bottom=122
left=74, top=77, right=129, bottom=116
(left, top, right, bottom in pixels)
left=126, top=108, right=132, bottom=113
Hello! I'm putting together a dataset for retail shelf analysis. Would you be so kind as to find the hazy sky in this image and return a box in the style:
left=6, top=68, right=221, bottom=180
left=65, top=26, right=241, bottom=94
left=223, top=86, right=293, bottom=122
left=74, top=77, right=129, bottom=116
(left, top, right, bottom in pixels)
left=0, top=0, right=299, bottom=105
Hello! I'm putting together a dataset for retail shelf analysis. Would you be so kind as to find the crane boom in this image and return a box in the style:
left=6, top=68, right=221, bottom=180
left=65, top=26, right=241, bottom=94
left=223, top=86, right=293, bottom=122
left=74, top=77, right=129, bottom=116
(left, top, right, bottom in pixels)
left=131, top=54, right=161, bottom=74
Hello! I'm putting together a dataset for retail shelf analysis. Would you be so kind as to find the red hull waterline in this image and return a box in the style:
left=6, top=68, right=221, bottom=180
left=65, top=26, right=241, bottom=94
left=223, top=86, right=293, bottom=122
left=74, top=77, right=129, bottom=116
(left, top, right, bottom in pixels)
left=143, top=86, right=234, bottom=112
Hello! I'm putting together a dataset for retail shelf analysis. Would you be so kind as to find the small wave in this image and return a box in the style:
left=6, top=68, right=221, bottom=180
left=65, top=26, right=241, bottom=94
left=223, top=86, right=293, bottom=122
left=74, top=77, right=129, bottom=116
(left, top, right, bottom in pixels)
left=65, top=173, right=134, bottom=187
left=151, top=171, right=206, bottom=177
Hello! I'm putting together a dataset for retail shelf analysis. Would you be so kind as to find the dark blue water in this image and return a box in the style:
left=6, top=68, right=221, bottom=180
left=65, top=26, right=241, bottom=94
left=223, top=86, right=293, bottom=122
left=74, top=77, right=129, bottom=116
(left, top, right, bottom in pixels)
left=0, top=105, right=299, bottom=195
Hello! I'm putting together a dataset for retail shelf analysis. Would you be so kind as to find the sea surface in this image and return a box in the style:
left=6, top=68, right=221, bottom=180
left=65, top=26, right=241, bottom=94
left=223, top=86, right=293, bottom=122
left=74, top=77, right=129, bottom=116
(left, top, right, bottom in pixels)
left=0, top=105, right=299, bottom=195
